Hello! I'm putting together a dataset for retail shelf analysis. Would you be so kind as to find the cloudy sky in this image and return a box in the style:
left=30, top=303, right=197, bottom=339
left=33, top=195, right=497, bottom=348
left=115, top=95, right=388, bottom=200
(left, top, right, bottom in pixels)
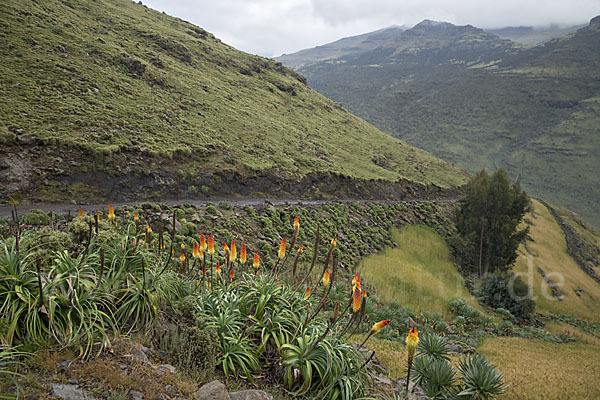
left=142, top=0, right=600, bottom=57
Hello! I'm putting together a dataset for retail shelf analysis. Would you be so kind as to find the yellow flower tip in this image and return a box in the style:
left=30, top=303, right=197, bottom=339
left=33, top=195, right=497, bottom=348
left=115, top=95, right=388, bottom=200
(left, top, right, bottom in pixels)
left=78, top=206, right=84, bottom=218
left=181, top=243, right=185, bottom=250
left=146, top=225, right=152, bottom=233
left=322, top=270, right=330, bottom=287
left=230, top=240, right=237, bottom=262
left=362, top=289, right=367, bottom=298
left=304, top=287, right=311, bottom=300
left=298, top=245, right=304, bottom=254
left=331, top=237, right=338, bottom=247
left=134, top=213, right=139, bottom=221
left=278, top=237, right=286, bottom=260
left=207, top=236, right=215, bottom=255
left=199, top=234, right=207, bottom=252
left=229, top=265, right=235, bottom=280
left=371, top=320, right=390, bottom=335
left=293, top=216, right=300, bottom=232
left=353, top=286, right=362, bottom=313
left=406, top=327, right=419, bottom=351
left=216, top=263, right=221, bottom=274
left=223, top=243, right=230, bottom=254
left=253, top=253, right=260, bottom=269
left=193, top=242, right=201, bottom=259
left=352, top=273, right=359, bottom=287
left=240, top=243, right=247, bottom=264
left=179, top=253, right=186, bottom=263
left=108, top=204, right=115, bottom=221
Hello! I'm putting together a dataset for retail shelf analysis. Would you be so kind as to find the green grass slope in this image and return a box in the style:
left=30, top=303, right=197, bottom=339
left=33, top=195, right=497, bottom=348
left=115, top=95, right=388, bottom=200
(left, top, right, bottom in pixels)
left=357, top=225, right=481, bottom=317
left=0, top=0, right=466, bottom=203
left=278, top=17, right=600, bottom=227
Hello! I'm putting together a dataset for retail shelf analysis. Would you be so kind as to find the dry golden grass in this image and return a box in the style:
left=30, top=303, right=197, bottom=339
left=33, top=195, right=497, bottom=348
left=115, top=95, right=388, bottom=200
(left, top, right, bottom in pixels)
left=350, top=335, right=409, bottom=379
left=514, top=199, right=600, bottom=322
left=357, top=225, right=481, bottom=317
left=544, top=321, right=600, bottom=346
left=479, top=337, right=600, bottom=400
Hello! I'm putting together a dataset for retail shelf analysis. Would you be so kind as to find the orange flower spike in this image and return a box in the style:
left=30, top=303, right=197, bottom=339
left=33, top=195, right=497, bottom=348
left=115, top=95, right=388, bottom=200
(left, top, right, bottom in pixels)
left=223, top=243, right=230, bottom=255
left=134, top=214, right=139, bottom=222
left=207, top=236, right=215, bottom=255
left=370, top=320, right=390, bottom=336
left=108, top=204, right=115, bottom=222
left=293, top=216, right=300, bottom=232
left=352, top=286, right=362, bottom=313
left=240, top=243, right=247, bottom=264
left=304, top=287, right=311, bottom=300
left=193, top=242, right=201, bottom=259
left=199, top=234, right=207, bottom=252
left=146, top=225, right=152, bottom=233
left=331, top=237, right=338, bottom=247
left=216, top=263, right=222, bottom=275
left=363, top=289, right=367, bottom=298
left=179, top=253, right=186, bottom=264
left=322, top=270, right=330, bottom=287
left=352, top=273, right=359, bottom=288
left=278, top=237, right=286, bottom=260
left=181, top=243, right=185, bottom=251
left=406, top=327, right=420, bottom=356
left=253, top=253, right=260, bottom=269
left=229, top=264, right=235, bottom=281
left=230, top=240, right=237, bottom=263
left=78, top=206, right=84, bottom=218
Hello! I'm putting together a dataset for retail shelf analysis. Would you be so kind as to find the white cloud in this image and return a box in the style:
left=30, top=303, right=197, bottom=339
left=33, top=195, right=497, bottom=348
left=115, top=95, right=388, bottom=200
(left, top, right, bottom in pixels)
left=141, top=0, right=600, bottom=57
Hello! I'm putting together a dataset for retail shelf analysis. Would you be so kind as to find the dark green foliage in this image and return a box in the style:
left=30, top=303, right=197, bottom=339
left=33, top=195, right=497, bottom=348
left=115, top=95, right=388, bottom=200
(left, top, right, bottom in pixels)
left=455, top=169, right=530, bottom=276
left=20, top=210, right=50, bottom=226
left=153, top=296, right=217, bottom=381
left=480, top=272, right=535, bottom=321
left=416, top=334, right=451, bottom=361
left=458, top=353, right=508, bottom=399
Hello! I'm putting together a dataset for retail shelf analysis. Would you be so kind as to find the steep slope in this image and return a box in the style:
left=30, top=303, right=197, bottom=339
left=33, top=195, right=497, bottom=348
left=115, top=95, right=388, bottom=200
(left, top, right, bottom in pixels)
left=0, top=0, right=466, bottom=204
left=277, top=18, right=600, bottom=227
left=486, top=24, right=585, bottom=45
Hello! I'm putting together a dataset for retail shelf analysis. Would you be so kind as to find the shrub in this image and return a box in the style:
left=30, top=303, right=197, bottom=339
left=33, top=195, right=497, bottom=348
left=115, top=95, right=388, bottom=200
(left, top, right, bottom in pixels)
left=480, top=272, right=535, bottom=321
left=20, top=209, right=50, bottom=226
left=153, top=296, right=217, bottom=381
left=205, top=204, right=217, bottom=215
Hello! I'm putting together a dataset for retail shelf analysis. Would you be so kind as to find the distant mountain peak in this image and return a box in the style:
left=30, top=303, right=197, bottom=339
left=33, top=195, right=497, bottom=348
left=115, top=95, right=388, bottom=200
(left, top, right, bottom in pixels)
left=590, top=15, right=600, bottom=28
left=414, top=19, right=454, bottom=28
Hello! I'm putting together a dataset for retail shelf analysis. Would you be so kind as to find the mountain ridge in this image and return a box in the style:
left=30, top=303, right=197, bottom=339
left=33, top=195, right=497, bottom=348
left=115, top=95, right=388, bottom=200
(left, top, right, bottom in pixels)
left=276, top=16, right=600, bottom=227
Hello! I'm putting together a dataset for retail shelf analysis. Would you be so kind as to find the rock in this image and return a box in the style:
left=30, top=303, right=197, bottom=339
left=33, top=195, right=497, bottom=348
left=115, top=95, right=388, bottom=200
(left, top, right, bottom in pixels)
left=51, top=384, right=88, bottom=400
left=447, top=343, right=463, bottom=353
left=195, top=381, right=229, bottom=400
left=229, top=390, right=273, bottom=400
left=155, top=350, right=169, bottom=361
left=157, top=364, right=176, bottom=375
left=164, top=385, right=176, bottom=397
left=140, top=345, right=153, bottom=360
left=394, top=378, right=428, bottom=400
left=127, top=389, right=144, bottom=400
left=130, top=349, right=149, bottom=365
left=68, top=379, right=79, bottom=385
left=406, top=317, right=417, bottom=327
left=56, top=360, right=72, bottom=372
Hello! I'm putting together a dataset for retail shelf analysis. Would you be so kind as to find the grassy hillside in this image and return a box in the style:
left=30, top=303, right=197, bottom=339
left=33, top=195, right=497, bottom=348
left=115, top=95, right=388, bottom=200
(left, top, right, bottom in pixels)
left=357, top=225, right=480, bottom=316
left=514, top=199, right=600, bottom=322
left=278, top=17, right=600, bottom=227
left=0, top=0, right=466, bottom=203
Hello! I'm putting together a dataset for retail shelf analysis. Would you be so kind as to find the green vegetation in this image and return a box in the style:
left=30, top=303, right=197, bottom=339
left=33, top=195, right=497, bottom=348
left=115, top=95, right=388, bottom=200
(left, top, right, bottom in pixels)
left=279, top=16, right=600, bottom=227
left=455, top=169, right=530, bottom=276
left=358, top=225, right=480, bottom=317
left=0, top=0, right=466, bottom=204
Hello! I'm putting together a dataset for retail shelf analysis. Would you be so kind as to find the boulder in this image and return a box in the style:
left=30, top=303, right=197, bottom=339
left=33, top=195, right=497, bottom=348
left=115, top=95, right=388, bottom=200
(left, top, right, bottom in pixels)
left=195, top=381, right=229, bottom=400
left=51, top=384, right=90, bottom=400
left=229, top=390, right=273, bottom=400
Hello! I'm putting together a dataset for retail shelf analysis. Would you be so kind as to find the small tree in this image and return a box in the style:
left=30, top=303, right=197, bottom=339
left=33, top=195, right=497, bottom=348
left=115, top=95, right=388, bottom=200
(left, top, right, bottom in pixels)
left=456, top=169, right=530, bottom=277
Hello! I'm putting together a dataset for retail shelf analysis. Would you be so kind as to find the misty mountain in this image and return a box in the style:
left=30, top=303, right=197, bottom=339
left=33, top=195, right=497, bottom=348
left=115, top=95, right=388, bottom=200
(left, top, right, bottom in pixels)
left=276, top=17, right=600, bottom=227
